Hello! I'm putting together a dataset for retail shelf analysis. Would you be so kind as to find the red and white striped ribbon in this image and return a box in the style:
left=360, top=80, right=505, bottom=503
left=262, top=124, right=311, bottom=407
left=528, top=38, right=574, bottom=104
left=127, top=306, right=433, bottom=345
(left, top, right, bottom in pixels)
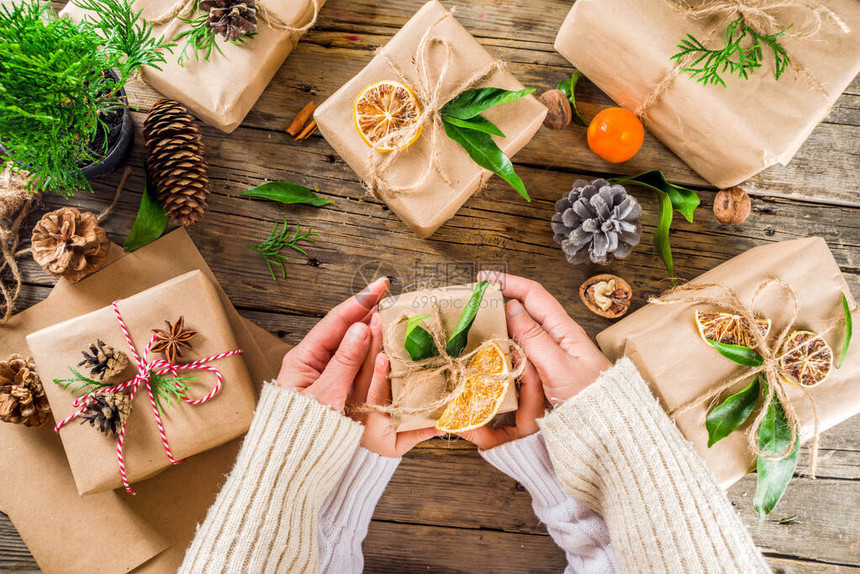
left=55, top=300, right=243, bottom=494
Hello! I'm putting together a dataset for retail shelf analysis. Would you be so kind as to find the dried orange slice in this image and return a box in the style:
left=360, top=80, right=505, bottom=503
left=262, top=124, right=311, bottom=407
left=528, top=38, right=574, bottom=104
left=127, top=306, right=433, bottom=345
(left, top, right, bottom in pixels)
left=695, top=310, right=771, bottom=348
left=435, top=341, right=510, bottom=433
left=779, top=330, right=833, bottom=387
left=353, top=80, right=422, bottom=152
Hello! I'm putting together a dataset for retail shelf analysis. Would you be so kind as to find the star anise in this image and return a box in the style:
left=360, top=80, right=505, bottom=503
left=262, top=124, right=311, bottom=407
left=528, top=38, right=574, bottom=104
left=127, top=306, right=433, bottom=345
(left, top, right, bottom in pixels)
left=151, top=317, right=198, bottom=363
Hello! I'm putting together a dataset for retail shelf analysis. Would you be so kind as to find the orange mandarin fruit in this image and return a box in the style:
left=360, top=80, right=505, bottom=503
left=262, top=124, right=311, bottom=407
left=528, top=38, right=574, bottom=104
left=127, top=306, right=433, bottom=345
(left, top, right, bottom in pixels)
left=586, top=107, right=644, bottom=163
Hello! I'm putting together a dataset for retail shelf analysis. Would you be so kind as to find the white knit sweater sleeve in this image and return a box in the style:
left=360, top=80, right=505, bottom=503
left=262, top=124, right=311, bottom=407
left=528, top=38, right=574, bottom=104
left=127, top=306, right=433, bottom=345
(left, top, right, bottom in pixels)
left=317, top=448, right=400, bottom=573
left=538, top=358, right=771, bottom=574
left=180, top=383, right=364, bottom=574
left=481, top=432, right=617, bottom=574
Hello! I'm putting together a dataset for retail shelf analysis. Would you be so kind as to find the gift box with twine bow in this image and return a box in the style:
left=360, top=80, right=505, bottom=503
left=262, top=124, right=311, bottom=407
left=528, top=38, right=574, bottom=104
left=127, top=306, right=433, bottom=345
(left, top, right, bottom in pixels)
left=555, top=0, right=860, bottom=188
left=62, top=0, right=324, bottom=133
left=315, top=0, right=546, bottom=238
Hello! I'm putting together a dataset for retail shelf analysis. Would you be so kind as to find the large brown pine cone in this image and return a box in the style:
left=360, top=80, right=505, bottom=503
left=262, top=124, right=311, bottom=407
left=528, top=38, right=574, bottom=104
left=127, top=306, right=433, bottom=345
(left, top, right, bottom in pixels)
left=0, top=354, right=50, bottom=428
left=201, top=0, right=258, bottom=41
left=31, top=207, right=109, bottom=282
left=143, top=99, right=210, bottom=226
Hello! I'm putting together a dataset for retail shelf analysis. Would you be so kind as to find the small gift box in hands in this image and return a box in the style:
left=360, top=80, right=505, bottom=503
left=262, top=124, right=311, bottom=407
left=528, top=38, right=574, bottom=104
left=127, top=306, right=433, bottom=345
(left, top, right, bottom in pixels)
left=315, top=0, right=547, bottom=238
left=27, top=270, right=256, bottom=495
left=378, top=282, right=519, bottom=433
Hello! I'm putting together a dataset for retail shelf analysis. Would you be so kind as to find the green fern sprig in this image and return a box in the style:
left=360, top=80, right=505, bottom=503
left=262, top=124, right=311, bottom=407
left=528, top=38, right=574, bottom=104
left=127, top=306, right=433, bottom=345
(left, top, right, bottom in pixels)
left=672, top=17, right=792, bottom=87
left=250, top=220, right=318, bottom=280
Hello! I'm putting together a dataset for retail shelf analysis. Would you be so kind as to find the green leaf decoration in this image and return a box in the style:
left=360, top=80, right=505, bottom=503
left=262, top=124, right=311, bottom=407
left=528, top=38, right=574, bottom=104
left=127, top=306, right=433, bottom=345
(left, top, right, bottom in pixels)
left=123, top=171, right=168, bottom=252
left=556, top=70, right=587, bottom=127
left=753, top=385, right=800, bottom=525
left=441, top=87, right=535, bottom=120
left=54, top=366, right=108, bottom=395
left=442, top=118, right=529, bottom=201
left=149, top=370, right=199, bottom=412
left=249, top=220, right=318, bottom=281
left=440, top=114, right=505, bottom=137
left=610, top=170, right=700, bottom=278
left=444, top=281, right=490, bottom=358
left=706, top=376, right=760, bottom=447
left=838, top=293, right=852, bottom=368
left=404, top=314, right=437, bottom=361
left=706, top=339, right=764, bottom=367
left=241, top=181, right=333, bottom=207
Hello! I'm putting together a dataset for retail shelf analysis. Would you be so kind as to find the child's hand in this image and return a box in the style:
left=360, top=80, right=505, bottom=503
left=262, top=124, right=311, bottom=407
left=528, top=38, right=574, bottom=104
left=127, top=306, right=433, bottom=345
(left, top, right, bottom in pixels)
left=276, top=277, right=390, bottom=413
left=479, top=271, right=612, bottom=406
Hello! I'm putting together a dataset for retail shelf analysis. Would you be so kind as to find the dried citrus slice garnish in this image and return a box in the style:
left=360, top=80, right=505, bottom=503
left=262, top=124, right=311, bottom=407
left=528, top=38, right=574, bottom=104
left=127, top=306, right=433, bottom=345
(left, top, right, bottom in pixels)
left=695, top=310, right=772, bottom=348
left=779, top=330, right=833, bottom=387
left=435, top=341, right=510, bottom=433
left=353, top=80, right=422, bottom=152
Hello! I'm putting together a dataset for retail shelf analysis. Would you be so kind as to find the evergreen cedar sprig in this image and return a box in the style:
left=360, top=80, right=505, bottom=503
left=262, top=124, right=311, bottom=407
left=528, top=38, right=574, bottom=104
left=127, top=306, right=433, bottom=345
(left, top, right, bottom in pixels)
left=250, top=220, right=318, bottom=280
left=0, top=0, right=172, bottom=197
left=672, top=17, right=791, bottom=87
left=54, top=366, right=199, bottom=412
left=174, top=0, right=256, bottom=66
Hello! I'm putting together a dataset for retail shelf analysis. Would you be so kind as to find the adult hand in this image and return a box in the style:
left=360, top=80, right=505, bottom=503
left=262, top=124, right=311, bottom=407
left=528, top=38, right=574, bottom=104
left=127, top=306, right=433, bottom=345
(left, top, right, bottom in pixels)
left=354, top=348, right=443, bottom=457
left=457, top=359, right=545, bottom=450
left=276, top=277, right=390, bottom=412
left=478, top=271, right=612, bottom=405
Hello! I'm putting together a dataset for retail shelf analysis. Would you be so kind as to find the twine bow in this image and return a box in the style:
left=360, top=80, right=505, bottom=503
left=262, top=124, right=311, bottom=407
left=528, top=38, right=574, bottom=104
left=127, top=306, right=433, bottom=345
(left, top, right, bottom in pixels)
left=365, top=9, right=504, bottom=200
left=635, top=0, right=851, bottom=121
left=55, top=300, right=243, bottom=494
left=148, top=0, right=320, bottom=36
left=354, top=302, right=524, bottom=419
left=651, top=279, right=842, bottom=478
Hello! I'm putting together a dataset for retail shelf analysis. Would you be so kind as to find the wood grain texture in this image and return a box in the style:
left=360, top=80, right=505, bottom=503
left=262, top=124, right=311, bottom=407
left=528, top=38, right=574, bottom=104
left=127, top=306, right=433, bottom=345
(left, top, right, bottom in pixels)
left=2, top=0, right=859, bottom=571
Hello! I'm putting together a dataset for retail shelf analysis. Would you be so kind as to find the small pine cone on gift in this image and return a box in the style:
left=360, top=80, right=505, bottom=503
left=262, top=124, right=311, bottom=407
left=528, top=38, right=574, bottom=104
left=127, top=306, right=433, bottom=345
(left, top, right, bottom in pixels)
left=143, top=99, right=210, bottom=226
left=79, top=340, right=129, bottom=381
left=551, top=178, right=642, bottom=265
left=0, top=354, right=50, bottom=428
left=201, top=0, right=258, bottom=41
left=31, top=207, right=110, bottom=282
left=80, top=393, right=132, bottom=436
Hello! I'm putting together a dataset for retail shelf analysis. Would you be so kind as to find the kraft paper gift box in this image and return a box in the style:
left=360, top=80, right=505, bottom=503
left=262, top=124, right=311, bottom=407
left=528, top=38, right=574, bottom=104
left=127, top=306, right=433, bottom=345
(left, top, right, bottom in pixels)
left=314, top=0, right=547, bottom=238
left=26, top=269, right=256, bottom=495
left=379, top=283, right=517, bottom=432
left=554, top=0, right=860, bottom=188
left=62, top=0, right=324, bottom=133
left=596, top=237, right=859, bottom=488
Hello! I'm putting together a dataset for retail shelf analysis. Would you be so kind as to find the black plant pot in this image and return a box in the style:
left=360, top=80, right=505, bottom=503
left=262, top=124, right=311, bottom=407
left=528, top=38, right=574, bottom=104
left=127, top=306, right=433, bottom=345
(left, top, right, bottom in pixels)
left=79, top=68, right=134, bottom=179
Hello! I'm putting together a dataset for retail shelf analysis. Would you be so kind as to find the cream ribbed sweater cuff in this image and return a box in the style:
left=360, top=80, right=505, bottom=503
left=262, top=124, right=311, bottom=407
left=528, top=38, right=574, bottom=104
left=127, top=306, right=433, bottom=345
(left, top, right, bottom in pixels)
left=318, top=448, right=400, bottom=573
left=539, top=358, right=770, bottom=574
left=481, top=432, right=569, bottom=508
left=180, top=383, right=363, bottom=574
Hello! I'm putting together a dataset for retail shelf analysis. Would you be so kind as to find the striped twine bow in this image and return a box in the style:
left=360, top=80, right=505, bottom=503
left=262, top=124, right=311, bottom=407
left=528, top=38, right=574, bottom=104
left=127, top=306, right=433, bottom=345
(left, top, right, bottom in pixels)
left=55, top=300, right=243, bottom=494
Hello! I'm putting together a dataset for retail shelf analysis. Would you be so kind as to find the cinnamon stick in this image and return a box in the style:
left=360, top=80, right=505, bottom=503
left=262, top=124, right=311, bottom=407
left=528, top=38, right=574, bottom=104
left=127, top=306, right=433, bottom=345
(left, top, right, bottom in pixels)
left=287, top=101, right=316, bottom=136
left=295, top=120, right=318, bottom=142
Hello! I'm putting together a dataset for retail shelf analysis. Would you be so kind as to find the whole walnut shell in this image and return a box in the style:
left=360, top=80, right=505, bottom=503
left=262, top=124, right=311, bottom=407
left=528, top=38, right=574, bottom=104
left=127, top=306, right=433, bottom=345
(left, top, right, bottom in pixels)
left=539, top=89, right=572, bottom=130
left=31, top=207, right=109, bottom=283
left=713, top=187, right=751, bottom=225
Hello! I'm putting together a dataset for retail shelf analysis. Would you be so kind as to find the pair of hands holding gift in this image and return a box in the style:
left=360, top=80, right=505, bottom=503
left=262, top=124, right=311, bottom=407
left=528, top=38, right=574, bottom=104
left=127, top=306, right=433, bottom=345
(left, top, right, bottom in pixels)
left=276, top=272, right=611, bottom=455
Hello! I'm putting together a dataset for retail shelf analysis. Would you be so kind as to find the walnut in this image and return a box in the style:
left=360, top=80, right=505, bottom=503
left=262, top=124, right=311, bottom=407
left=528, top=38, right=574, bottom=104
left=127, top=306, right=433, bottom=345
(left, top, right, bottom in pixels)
left=713, top=187, right=751, bottom=225
left=539, top=89, right=572, bottom=130
left=579, top=274, right=632, bottom=319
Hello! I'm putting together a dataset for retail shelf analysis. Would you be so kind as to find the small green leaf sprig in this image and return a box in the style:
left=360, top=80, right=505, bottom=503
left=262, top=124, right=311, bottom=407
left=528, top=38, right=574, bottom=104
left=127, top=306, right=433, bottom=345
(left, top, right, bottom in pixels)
left=405, top=281, right=489, bottom=360
left=703, top=293, right=852, bottom=524
left=440, top=88, right=535, bottom=201
left=672, top=17, right=792, bottom=87
left=250, top=220, right=318, bottom=281
left=54, top=366, right=199, bottom=412
left=174, top=0, right=257, bottom=66
left=556, top=71, right=587, bottom=127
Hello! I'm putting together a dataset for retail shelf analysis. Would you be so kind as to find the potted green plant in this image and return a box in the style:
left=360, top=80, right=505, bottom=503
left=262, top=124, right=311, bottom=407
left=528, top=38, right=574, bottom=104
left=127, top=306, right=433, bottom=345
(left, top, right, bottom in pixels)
left=0, top=0, right=172, bottom=197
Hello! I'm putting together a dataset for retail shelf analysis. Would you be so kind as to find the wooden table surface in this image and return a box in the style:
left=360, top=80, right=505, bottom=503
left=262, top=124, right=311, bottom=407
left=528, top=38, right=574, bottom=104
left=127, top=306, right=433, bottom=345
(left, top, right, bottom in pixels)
left=2, top=0, right=859, bottom=572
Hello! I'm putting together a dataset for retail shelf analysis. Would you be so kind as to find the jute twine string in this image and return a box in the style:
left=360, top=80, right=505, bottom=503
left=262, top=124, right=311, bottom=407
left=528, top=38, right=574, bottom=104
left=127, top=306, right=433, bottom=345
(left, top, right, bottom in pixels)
left=635, top=0, right=850, bottom=121
left=148, top=0, right=320, bottom=35
left=353, top=301, right=525, bottom=418
left=650, top=279, right=844, bottom=478
left=0, top=165, right=39, bottom=325
left=365, top=9, right=504, bottom=200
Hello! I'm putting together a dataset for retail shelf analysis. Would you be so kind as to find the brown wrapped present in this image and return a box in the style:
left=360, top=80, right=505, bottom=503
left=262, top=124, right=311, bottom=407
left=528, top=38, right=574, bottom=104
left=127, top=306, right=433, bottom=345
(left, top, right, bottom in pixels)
left=315, top=0, right=546, bottom=238
left=596, top=237, right=859, bottom=488
left=379, top=283, right=518, bottom=432
left=62, top=0, right=324, bottom=133
left=554, top=0, right=860, bottom=188
left=27, top=269, right=256, bottom=495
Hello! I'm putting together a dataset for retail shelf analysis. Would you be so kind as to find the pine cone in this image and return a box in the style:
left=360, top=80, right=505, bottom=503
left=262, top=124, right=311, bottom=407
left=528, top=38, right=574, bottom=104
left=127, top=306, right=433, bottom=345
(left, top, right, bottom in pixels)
left=201, top=0, right=258, bottom=41
left=31, top=207, right=110, bottom=282
left=80, top=393, right=132, bottom=436
left=143, top=99, right=210, bottom=226
left=79, top=340, right=129, bottom=381
left=0, top=354, right=50, bottom=428
left=551, top=178, right=642, bottom=265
